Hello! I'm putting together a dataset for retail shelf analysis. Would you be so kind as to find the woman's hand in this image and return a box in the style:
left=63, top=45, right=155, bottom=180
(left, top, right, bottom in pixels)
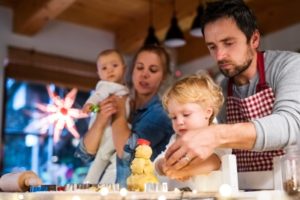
left=94, top=95, right=118, bottom=126
left=97, top=95, right=127, bottom=122
left=111, top=95, right=128, bottom=121
left=83, top=95, right=118, bottom=154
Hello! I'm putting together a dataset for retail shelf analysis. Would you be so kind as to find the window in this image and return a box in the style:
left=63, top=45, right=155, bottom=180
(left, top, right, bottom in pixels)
left=3, top=77, right=92, bottom=185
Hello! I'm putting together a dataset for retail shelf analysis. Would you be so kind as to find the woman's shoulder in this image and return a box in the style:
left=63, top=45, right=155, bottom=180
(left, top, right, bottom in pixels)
left=143, top=95, right=167, bottom=113
left=148, top=101, right=169, bottom=120
left=150, top=100, right=164, bottom=111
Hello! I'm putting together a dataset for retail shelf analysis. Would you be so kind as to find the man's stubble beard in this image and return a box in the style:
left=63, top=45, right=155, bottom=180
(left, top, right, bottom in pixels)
left=219, top=48, right=254, bottom=78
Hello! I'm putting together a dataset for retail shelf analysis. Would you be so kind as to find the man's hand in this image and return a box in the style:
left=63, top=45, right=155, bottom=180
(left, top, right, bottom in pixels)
left=165, top=126, right=219, bottom=168
left=163, top=154, right=221, bottom=181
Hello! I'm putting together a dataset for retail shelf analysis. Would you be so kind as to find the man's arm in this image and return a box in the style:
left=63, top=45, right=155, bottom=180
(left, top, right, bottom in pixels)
left=165, top=122, right=256, bottom=166
left=164, top=154, right=221, bottom=181
left=252, top=51, right=300, bottom=150
left=218, top=122, right=256, bottom=149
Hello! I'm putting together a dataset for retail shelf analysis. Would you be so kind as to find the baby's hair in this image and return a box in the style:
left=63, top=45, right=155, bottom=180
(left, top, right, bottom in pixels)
left=162, top=73, right=224, bottom=124
left=97, top=49, right=125, bottom=65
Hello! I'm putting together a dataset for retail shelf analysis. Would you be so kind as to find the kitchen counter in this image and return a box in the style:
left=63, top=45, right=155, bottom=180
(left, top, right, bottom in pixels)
left=0, top=190, right=293, bottom=200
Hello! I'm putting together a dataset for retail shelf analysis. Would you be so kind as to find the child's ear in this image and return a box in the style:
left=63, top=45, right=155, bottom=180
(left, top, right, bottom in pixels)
left=205, top=107, right=213, bottom=119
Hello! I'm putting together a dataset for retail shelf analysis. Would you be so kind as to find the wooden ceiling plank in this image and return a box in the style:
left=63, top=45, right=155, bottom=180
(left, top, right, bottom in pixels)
left=8, top=46, right=98, bottom=79
left=13, top=0, right=76, bottom=35
left=6, top=46, right=98, bottom=91
left=58, top=0, right=149, bottom=33
left=6, top=63, right=97, bottom=91
left=115, top=0, right=199, bottom=54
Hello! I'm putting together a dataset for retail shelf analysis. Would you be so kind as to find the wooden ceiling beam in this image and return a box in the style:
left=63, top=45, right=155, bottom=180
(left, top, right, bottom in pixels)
left=13, top=0, right=76, bottom=35
left=6, top=46, right=98, bottom=91
left=115, top=0, right=199, bottom=55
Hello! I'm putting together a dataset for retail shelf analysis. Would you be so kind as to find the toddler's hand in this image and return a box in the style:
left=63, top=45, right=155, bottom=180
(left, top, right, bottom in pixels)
left=89, top=104, right=100, bottom=113
left=155, top=158, right=167, bottom=176
left=82, top=103, right=94, bottom=113
left=162, top=161, right=192, bottom=181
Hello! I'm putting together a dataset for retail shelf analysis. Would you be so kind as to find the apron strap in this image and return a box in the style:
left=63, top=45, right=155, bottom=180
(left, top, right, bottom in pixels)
left=255, top=51, right=269, bottom=92
left=227, top=79, right=233, bottom=96
left=227, top=51, right=268, bottom=96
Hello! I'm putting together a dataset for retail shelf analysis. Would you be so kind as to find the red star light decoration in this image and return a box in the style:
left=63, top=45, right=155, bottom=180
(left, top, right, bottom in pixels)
left=25, top=86, right=88, bottom=143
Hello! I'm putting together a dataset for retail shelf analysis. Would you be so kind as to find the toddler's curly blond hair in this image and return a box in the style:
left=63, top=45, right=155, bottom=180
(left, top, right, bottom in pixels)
left=162, top=73, right=224, bottom=124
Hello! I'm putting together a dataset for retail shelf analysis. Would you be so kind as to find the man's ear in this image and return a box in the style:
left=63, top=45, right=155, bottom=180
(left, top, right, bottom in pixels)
left=251, top=29, right=260, bottom=49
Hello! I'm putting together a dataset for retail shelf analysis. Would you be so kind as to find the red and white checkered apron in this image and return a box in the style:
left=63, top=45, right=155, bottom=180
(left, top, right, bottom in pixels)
left=226, top=52, right=283, bottom=172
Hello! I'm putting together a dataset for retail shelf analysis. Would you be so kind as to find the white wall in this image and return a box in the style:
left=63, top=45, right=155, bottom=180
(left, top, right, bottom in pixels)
left=0, top=6, right=115, bottom=139
left=179, top=22, right=300, bottom=75
left=0, top=6, right=115, bottom=63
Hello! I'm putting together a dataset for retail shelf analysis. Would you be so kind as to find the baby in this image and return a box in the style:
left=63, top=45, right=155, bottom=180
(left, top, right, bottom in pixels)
left=82, top=49, right=129, bottom=113
left=154, top=73, right=230, bottom=191
left=82, top=49, right=129, bottom=184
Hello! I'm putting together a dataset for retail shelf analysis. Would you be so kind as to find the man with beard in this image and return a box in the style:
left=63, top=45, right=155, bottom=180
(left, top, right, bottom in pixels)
left=164, top=0, right=300, bottom=189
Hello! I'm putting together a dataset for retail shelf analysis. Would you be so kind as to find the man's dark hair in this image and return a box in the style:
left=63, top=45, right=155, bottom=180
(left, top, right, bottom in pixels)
left=201, top=0, right=258, bottom=42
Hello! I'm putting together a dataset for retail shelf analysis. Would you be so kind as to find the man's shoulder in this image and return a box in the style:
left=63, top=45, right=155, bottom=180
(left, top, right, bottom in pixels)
left=264, top=50, right=300, bottom=88
left=265, top=50, right=300, bottom=64
left=264, top=50, right=300, bottom=74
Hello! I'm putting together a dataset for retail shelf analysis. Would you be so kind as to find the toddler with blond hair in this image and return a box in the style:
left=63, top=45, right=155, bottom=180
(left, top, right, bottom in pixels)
left=154, top=73, right=230, bottom=191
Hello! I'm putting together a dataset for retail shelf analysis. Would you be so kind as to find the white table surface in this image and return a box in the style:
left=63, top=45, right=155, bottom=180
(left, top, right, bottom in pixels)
left=0, top=190, right=294, bottom=200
